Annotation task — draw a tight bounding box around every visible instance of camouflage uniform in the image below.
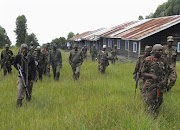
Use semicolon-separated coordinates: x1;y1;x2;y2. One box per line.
162;36;177;91
49;45;62;80
82;46;87;59
98;45;109;74
0;44;14;76
69;44;84;80
29;41;36;55
42;45;50;76
90;45;97;61
141;44;168;118
110;45;118;64
133;46;152;90
32;46;44;81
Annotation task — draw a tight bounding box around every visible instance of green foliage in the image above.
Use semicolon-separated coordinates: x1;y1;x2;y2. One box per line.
14;15;27;47
0;48;180;129
25;33;39;46
138;15;144;20
51;37;66;48
0;26;11;48
67;32;75;40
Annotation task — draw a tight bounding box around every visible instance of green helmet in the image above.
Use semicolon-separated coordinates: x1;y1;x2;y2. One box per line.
21;43;28;49
5;44;10;48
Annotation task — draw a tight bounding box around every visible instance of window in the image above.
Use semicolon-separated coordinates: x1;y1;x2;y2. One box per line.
117;40;120;49
108;39;111;47
133;42;137;52
103;38;106;45
125;40;129;50
178;42;180;52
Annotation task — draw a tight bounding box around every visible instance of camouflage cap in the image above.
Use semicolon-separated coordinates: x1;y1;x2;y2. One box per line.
167;36;174;42
5;44;9;48
21;43;28;49
152;44;163;51
145;46;152;52
74;44;78;48
103;45;106;49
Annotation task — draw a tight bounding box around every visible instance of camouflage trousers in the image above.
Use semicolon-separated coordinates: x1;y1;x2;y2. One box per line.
91;55;96;61
2;64;12;76
142;81;163;118
167;66;177;91
52;64;61;81
36;67;43;81
71;64;81;80
43;63;50;76
111;56;117;64
98;63;106;74
17;77;33;101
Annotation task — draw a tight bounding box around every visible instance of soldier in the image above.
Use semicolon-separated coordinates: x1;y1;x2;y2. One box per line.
82;45;87;59
141;44;168;118
32;46;44;81
1;44;14;76
110;45;118;64
69;44;84;80
49;44;62;81
14;44;36;107
90;44;97;61
133;46;152;90
42;44;50;76
29;41;36;55
98;45;110;74
162;36;177;91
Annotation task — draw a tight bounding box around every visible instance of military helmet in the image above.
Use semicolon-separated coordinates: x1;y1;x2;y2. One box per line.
145;46;152;52
167;36;174;42
36;46;41;50
5;44;10;48
103;45;107;49
21;43;28;49
152;44;163;51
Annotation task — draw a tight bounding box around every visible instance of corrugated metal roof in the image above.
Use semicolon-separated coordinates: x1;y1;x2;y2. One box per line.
114;15;180;40
70;31;91;41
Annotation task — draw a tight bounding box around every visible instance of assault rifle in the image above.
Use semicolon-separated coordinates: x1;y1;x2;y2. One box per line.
134;72;140;97
18;66;30;98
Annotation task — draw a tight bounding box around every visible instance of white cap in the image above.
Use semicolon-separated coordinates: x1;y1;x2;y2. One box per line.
103;45;107;49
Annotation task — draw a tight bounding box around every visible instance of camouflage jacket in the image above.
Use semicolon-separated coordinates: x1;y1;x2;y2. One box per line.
111;48;118;57
32;51;44;68
1;50;14;67
90;47;97;56
98;50;109;66
42;49;50;64
133;55;146;75
141;56;168;84
162;45;177;68
69;49;84;66
49;49;62;67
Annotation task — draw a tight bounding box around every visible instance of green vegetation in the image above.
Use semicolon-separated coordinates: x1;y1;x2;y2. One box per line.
0;48;180;129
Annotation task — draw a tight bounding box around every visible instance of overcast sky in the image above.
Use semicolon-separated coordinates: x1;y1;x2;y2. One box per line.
0;0;167;45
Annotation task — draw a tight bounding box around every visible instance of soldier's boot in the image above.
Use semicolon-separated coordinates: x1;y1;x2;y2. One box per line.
17;99;22;108
56;72;60;81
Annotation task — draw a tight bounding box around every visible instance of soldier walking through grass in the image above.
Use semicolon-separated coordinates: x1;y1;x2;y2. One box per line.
14;44;36;107
42;44;50;76
69;44;84;80
141;44;168;119
90;44;97;61
98;45;110;74
162;36;177;92
110;45;118;64
49;44;62;81
1;44;14;76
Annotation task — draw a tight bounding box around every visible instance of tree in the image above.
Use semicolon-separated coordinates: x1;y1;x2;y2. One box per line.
51;38;61;48
59;37;66;45
0;26;11;48
138;15;144;20
67;32;75;40
14;15;27;47
25;33;39;46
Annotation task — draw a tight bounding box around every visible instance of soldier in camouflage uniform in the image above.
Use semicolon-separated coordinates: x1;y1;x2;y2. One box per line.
110;45;118;64
162;36;177;92
42;44;50;76
98;45;110;74
82;45;87;59
32;46;44;81
141;44;168;118
49;44;62;81
90;44;97;61
133;46;152;90
29;41;36;55
69;44;84;80
1;44;14;76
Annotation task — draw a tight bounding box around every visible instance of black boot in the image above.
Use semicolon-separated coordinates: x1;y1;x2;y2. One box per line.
17;99;22;108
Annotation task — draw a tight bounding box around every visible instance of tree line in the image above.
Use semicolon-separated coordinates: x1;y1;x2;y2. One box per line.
139;0;180;20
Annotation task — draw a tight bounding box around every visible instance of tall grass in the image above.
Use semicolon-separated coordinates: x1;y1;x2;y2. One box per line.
0;48;180;129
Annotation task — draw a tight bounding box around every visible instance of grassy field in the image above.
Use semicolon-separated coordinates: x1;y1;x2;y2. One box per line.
0;48;180;129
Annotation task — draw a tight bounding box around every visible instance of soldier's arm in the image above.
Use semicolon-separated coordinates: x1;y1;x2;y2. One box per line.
30;56;36;81
80;51;84;64
133;57;140;75
59;51;62;67
69;52;72;65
